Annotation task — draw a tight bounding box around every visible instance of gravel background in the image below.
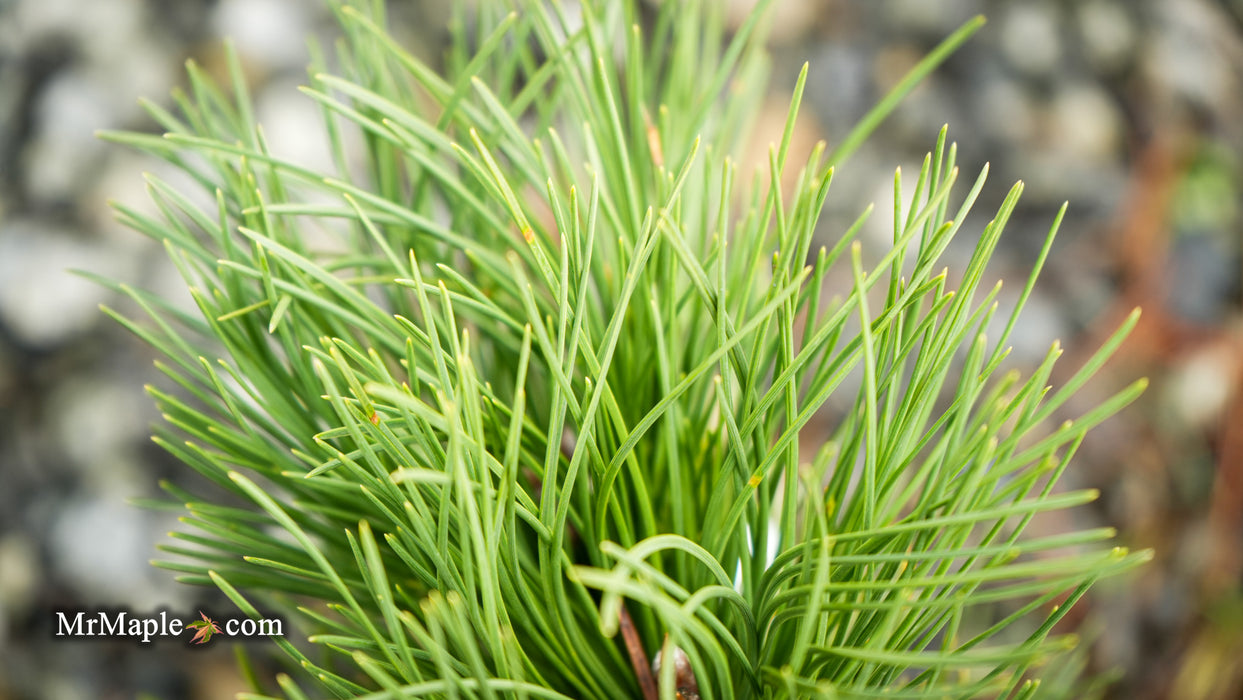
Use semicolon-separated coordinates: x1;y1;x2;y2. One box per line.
1;1;1241;698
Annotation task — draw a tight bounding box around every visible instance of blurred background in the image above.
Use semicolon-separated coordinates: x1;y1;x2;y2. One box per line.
1;0;1240;698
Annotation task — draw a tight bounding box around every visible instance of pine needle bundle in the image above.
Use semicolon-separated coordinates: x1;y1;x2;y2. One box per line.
95;2;1148;697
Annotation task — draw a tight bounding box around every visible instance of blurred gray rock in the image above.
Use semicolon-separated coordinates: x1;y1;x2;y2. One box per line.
256;79;338;174
1047;81;1123;167
50;373;153;476
1076;0;1138;75
976;76;1037;144
24;67;113;202
882;0;981;36
1145;0;1243;116
0;534;39;620
999;5;1063;78
0;220;136;348
11;0;144;58
214;0;315;69
49;493;160;606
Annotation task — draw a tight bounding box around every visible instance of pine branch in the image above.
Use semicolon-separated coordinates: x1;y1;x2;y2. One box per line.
97;2;1147;698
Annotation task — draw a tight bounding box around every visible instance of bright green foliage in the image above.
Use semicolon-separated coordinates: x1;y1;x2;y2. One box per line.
95;1;1148;698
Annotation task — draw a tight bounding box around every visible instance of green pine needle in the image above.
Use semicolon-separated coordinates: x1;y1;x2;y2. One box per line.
97;1;1147;698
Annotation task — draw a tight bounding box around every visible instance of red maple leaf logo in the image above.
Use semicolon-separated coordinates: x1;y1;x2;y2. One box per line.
186;611;222;645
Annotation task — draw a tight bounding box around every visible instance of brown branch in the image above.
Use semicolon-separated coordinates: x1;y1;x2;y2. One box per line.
619;604;658;700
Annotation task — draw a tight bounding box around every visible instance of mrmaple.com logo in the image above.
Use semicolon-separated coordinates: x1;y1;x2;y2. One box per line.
54;608;284;645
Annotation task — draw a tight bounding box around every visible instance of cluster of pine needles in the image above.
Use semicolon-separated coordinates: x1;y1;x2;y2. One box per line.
93;0;1148;697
